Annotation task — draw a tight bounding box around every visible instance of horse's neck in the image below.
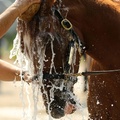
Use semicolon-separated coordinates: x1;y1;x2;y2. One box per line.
63;0;120;69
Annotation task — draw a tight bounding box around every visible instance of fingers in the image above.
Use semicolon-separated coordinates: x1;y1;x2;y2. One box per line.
22;72;40;84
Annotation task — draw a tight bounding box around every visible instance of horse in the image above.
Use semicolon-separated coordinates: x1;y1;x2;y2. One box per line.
10;0;83;119
11;0;120;119
55;0;120;119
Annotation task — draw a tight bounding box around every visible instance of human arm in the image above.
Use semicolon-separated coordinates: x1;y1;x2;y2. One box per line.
0;59;30;81
0;0;41;38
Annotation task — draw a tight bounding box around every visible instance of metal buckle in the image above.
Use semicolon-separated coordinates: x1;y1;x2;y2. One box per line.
61;19;72;30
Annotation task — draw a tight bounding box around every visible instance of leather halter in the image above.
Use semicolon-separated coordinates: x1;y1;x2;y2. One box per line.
40;8;86;80
33;6;120;81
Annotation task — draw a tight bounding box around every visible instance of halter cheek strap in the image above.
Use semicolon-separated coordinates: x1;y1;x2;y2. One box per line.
54;9;86;74
31;8;86;81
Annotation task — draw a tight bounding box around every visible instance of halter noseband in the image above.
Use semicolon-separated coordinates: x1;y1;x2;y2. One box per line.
32;69;120;81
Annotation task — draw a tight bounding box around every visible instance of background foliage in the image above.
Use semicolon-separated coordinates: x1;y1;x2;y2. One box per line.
0;0;17;58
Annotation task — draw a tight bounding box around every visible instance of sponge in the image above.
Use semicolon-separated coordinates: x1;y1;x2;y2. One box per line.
19;4;40;22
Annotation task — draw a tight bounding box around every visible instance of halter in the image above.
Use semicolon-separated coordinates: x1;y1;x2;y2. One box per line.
37;8;86;80
32;2;120;81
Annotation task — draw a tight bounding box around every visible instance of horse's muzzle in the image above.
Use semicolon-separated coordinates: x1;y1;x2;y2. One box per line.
51;106;65;119
50;99;76;119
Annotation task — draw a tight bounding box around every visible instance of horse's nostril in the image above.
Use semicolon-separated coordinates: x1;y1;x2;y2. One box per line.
49;96;66;118
51;107;65;119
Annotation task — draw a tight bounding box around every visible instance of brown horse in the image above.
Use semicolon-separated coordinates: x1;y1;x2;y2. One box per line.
12;0;120;119
59;0;120;119
13;0;82;119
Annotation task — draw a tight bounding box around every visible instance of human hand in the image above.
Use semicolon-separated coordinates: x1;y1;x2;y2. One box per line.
21;71;32;84
22;71;40;84
13;0;41;15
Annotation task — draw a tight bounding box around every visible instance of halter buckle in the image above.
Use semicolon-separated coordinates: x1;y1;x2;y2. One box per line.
61;19;72;31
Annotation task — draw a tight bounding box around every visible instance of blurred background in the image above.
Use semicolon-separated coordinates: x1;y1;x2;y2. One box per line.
0;0;22;120
0;0;88;120
0;0;16;61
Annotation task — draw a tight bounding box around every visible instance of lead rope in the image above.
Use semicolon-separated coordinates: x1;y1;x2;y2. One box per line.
31;68;120;81
65;69;120;77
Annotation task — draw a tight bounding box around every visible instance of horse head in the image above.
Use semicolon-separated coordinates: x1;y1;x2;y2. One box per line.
15;0;120;120
12;0;83;119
